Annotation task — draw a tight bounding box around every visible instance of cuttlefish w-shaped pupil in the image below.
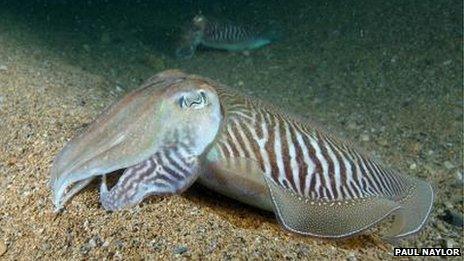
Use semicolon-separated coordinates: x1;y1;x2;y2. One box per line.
100;145;200;211
180;90;207;108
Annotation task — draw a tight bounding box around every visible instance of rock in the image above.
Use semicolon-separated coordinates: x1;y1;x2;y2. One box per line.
409;163;417;170
173;245;188;255
440;209;464;228
0;241;6;256
0;65;7;71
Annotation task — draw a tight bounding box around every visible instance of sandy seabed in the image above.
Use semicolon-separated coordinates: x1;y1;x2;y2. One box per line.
0;1;463;260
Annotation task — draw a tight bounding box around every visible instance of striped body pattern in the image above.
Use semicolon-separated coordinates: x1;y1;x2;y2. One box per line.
175;15;273;59
101;144;200;211
51;70;432;240
202;20;262;45
212;88;410;203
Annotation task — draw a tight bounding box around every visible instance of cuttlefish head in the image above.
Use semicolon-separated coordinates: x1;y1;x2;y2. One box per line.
192;14;207;31
50;70;222;211
175;15;207;59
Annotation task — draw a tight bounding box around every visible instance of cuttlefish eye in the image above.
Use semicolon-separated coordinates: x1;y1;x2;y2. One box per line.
178;90;208;109
193;15;205;24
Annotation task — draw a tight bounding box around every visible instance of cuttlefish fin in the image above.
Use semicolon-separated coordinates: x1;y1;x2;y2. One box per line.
264;176;402;238
381;176;434;241
100;147;200;211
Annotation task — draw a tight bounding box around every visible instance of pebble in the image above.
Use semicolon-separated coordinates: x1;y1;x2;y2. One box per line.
377;138;388;147
409;163;417;170
347;122;358;130
455;171;463;185
441;238;456;248
443;161;454;170
445;239;456;248
442;59;452;66
360;134;370;142
0;65;7;71
102;240;110;248
173;245;188;255
0;241;6;256
88;238;98;248
347;252;357;261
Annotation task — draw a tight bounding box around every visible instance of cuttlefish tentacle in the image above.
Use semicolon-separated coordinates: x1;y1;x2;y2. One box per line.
100;146;200;211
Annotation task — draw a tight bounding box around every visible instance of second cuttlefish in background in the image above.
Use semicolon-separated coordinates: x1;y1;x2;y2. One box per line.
175;14;279;59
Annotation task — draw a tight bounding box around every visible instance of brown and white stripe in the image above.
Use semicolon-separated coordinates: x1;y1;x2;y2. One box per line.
214;88;411;202
100;142;199;211
204;20;258;44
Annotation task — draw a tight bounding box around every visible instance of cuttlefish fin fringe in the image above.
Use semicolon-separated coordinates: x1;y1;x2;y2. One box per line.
381;177;434;241
264;176;402;238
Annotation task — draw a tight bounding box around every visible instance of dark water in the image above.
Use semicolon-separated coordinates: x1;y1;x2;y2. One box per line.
0;0;462;252
1;0;461;154
1;1;461;106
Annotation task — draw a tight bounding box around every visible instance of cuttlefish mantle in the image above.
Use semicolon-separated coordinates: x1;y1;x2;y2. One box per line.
50;70;433;241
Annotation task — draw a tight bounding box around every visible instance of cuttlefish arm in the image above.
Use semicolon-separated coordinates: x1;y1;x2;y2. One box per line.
50;70;222;211
100;145;200;211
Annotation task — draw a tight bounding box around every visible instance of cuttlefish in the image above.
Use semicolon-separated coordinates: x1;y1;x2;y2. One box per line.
50;70;433;240
175;14;276;59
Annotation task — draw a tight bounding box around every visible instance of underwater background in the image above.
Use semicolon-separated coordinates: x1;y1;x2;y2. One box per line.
0;0;462;259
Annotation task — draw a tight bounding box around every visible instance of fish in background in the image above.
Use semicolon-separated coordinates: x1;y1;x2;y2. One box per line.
175;14;279;59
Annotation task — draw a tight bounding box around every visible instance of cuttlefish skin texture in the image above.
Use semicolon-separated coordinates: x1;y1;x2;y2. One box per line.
175;14;273;59
50;70;433;241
